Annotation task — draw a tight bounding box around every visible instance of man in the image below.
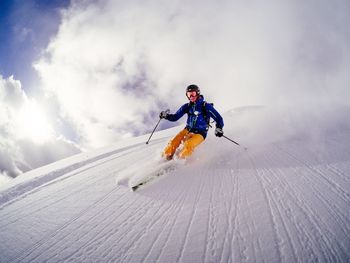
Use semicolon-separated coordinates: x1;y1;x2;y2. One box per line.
159;84;224;160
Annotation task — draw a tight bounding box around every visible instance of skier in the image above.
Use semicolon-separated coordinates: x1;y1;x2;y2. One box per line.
159;84;224;160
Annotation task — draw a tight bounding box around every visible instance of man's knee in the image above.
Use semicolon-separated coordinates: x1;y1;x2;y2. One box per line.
178;134;204;158
162;129;189;159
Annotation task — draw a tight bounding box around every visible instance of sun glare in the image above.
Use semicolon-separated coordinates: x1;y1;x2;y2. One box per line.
18;100;54;144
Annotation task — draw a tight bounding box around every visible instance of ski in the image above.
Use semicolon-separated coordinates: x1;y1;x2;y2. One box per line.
131;162;177;191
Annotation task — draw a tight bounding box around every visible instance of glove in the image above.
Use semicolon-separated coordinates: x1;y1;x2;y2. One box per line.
159;109;170;119
215;127;224;137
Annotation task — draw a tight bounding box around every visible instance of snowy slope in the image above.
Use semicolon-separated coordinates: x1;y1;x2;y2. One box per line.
0;106;350;263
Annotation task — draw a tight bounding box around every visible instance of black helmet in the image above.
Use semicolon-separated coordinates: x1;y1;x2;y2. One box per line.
186;84;200;94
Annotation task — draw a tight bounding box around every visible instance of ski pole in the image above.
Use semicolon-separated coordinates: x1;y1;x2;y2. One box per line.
222;135;240;146
209;123;243;147
146;118;162;144
222;135;248;150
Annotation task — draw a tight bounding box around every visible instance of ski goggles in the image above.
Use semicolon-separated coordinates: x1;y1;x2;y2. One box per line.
186;91;198;97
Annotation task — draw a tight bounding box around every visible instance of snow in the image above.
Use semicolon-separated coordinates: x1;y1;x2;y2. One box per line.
0;106;350;262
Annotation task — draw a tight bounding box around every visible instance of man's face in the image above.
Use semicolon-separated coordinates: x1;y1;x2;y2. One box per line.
186;91;198;102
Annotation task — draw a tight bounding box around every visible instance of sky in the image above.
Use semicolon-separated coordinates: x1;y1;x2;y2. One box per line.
0;0;71;91
1;0;350;181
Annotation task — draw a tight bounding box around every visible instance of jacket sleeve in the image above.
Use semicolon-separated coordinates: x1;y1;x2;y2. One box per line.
206;103;224;128
166;104;188;122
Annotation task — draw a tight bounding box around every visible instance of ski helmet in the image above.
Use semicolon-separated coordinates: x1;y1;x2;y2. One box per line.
186;84;200;95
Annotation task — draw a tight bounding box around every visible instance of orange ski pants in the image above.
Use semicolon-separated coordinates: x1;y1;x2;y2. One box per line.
163;128;204;159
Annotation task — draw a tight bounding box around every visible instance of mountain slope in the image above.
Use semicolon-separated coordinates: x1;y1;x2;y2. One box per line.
0;106;349;262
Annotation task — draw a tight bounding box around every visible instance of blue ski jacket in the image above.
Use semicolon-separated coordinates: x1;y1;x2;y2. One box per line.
165;95;224;139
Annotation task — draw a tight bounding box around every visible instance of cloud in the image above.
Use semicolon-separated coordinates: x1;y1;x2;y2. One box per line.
0;75;81;179
33;0;350;150
1;0;349;183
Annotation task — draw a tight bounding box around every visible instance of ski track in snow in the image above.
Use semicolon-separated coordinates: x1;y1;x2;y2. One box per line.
1;127;350;262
